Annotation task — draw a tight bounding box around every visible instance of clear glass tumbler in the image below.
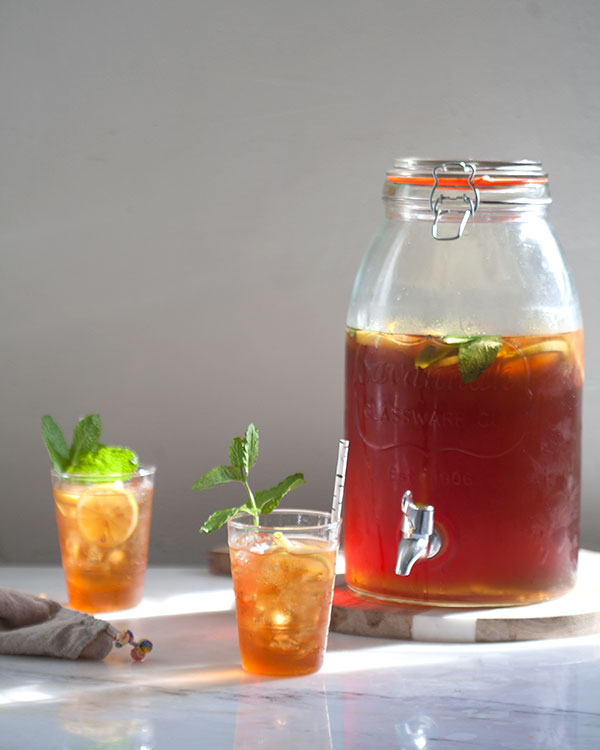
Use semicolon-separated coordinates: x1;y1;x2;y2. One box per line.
51;466;155;612
228;509;341;676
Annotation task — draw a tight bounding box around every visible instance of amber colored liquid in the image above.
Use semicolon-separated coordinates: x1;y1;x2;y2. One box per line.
344;328;583;606
229;536;337;676
53;479;153;612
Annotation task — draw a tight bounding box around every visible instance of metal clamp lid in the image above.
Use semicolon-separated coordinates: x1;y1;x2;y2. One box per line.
429;161;479;241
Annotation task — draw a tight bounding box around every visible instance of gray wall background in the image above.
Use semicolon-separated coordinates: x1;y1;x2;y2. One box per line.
1;0;599;565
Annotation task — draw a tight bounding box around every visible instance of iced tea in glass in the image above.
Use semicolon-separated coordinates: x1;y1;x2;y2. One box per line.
51;466;155;612
228;510;340;676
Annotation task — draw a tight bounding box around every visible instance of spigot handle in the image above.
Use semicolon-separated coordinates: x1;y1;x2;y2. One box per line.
401;491;434;537
395;491;441;576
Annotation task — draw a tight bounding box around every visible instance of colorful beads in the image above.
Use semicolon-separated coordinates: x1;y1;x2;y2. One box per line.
112;629;153;662
131;639;153;662
114;629;134;648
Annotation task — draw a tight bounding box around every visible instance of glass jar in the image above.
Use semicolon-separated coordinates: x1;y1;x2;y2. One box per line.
344;159;583;606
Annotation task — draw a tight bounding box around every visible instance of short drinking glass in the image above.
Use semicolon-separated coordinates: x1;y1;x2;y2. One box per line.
228;509;340;676
51;466;155;613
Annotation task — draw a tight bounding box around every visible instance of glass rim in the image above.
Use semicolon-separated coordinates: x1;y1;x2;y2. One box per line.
388;158;547;180
383;157;551;207
50;464;156;481
228;508;339;532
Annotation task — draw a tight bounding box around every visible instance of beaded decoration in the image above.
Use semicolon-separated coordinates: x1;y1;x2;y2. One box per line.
113;628;153;662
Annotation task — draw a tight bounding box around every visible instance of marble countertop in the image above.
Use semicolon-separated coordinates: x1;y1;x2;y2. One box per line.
1;565;599;750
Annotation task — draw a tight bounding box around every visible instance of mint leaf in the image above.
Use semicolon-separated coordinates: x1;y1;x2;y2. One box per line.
42;413;139;476
245;424;259;469
415;343;456;370
255;473;306;514
458;336;503;383
193;464;243;490
200;506;248;534
67;445;138;476
229;436;248;474
41;415;70;472
414;335;504;382
69;414;102;468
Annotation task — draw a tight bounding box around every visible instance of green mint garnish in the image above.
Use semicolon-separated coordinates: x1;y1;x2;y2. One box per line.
69;413;102;468
193;423;305;533
414;335;503;383
456;336;503;383
41;415;70;472
66;445;138;475
41;414;139;475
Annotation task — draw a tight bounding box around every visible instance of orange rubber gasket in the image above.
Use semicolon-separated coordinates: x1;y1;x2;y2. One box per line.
387;175;548;187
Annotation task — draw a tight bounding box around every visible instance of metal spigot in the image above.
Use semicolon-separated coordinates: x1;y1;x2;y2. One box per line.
395;490;441;576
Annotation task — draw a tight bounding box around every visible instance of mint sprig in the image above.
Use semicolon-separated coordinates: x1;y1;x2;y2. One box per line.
415;335;503;383
193;423;306;533
42;413;103;472
41;414;138;475
42;414;102;472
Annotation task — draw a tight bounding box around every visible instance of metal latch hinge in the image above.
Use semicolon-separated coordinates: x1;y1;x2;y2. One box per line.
430;161;479;241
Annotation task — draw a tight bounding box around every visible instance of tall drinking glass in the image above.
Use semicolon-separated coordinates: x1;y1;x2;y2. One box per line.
228;509;340;676
51;466;155;612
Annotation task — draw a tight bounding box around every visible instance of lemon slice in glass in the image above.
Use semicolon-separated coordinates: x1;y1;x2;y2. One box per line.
272;531;299;551
272;533;335;575
76;484;139;547
54;489;80;517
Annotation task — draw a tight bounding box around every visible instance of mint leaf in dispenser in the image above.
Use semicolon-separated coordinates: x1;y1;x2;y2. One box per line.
414;334;504;382
457;336;503;383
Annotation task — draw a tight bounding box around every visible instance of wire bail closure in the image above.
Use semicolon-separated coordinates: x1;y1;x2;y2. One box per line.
430;162;479;241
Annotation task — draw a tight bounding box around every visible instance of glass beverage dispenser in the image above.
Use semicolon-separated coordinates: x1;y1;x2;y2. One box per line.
344;159;583;606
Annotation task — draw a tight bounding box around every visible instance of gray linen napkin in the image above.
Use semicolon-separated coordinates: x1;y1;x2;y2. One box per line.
0;588;115;660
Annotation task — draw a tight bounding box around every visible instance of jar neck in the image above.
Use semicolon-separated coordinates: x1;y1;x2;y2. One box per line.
384;200;549;223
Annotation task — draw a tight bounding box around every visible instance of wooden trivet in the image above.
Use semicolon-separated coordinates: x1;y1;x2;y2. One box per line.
208;546;231;576
330;549;600;643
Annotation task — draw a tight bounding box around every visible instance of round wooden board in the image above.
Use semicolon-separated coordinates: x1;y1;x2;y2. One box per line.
208;545;231;576
330;549;600;643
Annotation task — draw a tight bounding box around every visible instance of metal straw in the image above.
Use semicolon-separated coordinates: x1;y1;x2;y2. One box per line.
331;439;349;525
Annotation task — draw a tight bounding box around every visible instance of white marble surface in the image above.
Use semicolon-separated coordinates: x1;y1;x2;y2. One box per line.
1;566;600;749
